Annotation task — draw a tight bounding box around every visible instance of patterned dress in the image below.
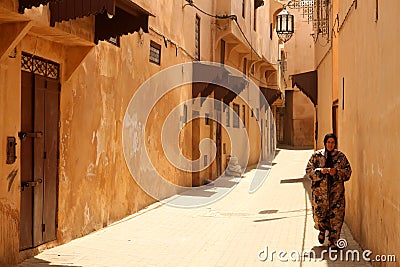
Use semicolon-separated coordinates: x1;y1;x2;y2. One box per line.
306;149;352;244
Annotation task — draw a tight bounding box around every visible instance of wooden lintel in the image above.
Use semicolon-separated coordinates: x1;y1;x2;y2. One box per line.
0;21;32;62
63;45;94;81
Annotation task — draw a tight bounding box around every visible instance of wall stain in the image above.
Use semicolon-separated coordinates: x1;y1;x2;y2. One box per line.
0;200;19;223
7;169;18;192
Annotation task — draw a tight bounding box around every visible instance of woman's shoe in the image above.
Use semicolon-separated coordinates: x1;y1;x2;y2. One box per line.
318;231;325;244
328;241;342;250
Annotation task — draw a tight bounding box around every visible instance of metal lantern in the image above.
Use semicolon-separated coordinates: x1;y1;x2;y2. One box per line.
276;8;294;43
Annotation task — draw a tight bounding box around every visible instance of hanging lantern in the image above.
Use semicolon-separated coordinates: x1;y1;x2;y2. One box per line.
276;7;294;43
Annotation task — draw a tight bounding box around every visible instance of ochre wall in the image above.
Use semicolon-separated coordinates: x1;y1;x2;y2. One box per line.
337;0;400;264
285;8;315;76
0;1;204;264
283;6;315;147
0;49;22;265
292;91;314;147
0;0;280;264
315;52;333;149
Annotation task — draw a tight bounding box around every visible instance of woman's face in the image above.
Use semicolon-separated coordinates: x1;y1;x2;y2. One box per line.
325;137;336;151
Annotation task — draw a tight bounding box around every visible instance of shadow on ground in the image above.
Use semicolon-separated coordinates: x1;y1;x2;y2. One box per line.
18;257;82;267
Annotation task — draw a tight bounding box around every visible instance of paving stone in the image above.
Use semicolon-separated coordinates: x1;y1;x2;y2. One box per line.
19;149;372;267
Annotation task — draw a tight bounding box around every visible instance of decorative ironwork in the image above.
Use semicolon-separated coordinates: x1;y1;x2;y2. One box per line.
21;54;33;72
21;53;60;79
287;0;314;23
312;0;330;40
283;0;330;42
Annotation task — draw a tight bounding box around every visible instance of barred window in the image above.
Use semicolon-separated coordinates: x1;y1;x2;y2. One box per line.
195;15;200;60
150;41;161;65
233;103;240;128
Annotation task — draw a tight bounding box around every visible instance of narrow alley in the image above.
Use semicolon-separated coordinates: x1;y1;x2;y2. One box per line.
20;149;371;267
1;1;399;266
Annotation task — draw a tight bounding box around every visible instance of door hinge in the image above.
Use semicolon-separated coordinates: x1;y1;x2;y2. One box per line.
44;80;48;89
43;151;47;159
42;223;46;232
58;83;61;92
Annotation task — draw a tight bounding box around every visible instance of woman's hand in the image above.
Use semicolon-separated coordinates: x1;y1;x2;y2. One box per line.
319;168;337;175
321;168;329;174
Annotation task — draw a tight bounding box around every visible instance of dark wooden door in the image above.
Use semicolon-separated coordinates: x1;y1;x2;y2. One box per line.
20;69;59;250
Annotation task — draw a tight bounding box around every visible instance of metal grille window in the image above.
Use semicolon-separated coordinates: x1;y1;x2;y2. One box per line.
21;52;59;79
233;103;240;128
226;107;230;127
149;41;161;65
195;15;200;60
313;0;329;38
290;0;314;23
242;105;246;127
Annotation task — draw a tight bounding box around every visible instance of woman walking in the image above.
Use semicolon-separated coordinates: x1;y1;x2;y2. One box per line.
306;133;352;249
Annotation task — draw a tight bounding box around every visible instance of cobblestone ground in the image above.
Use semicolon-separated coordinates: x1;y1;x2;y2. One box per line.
20;148;372;267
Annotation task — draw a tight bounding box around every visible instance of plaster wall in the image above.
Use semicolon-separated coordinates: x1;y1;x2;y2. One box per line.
0;0;279;264
0;0;210;263
0;50;22;265
337;0;400;262
216;0;279;64
292;90;313;147
285;7;315;76
0;0;18;11
315;52;333;149
282;6;315;147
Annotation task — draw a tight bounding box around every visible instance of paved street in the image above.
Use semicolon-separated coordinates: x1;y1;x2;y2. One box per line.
20;148;371;267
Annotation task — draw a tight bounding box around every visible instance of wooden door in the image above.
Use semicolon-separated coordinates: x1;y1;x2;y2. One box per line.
20;54;60;250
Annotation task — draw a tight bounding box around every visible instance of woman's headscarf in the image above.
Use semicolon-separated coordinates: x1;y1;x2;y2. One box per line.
324;133;337;168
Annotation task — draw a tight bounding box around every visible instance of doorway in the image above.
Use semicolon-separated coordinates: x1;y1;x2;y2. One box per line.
19;53;60;250
214;106;222;178
332;99;338;145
